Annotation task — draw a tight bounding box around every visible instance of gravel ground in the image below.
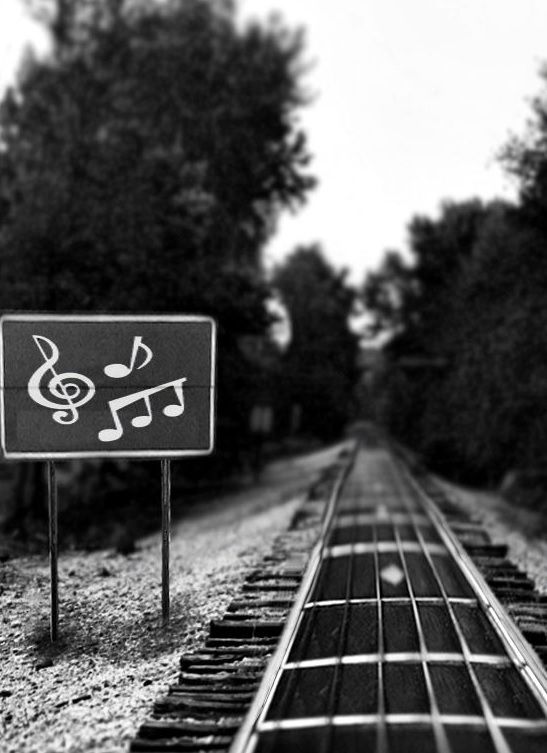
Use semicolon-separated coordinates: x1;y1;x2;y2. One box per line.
0;443;344;753
438;478;547;594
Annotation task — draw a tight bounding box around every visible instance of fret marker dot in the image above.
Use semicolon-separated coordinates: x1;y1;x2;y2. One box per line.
380;564;405;586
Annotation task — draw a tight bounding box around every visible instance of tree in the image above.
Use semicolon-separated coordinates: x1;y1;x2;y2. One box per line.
0;0;317;540
439;208;547;480
362;250;416;340
365;200;487;352
0;0;313;315
502;64;547;232
363;67;547;484
362;199;535;481
362;201;490;458
273;245;359;440
0;0;315;473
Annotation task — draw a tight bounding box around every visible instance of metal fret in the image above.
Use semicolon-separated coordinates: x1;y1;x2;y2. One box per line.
333;512;431;526
257;715;547;732
304;596;478;608
326;541;447;557
283;653;512;670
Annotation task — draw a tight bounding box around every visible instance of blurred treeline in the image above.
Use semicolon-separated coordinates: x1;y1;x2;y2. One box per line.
363;67;547;485
0;0;360;540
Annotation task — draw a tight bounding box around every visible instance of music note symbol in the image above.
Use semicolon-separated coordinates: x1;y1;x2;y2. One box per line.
28;336;96;425
104;336;153;378
98;377;186;442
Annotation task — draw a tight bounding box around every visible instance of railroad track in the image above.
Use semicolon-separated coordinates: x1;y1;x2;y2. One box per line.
129;445;355;752
130;434;547;753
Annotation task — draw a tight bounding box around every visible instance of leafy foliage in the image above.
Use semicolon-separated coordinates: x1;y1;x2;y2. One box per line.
0;0;313;318
0;0;315;479
501;65;547;231
362;199;547;482
274;245;360;440
441;211;547;478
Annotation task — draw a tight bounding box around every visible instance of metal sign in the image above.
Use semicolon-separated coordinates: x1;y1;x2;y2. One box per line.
0;314;216;459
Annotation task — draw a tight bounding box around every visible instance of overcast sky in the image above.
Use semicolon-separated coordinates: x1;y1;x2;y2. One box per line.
2;0;547;282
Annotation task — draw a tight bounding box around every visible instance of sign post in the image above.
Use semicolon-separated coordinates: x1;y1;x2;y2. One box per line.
47;460;59;641
0;314;216;639
161;458;171;624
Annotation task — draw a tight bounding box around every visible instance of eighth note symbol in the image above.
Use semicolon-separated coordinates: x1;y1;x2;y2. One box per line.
104;336;153;378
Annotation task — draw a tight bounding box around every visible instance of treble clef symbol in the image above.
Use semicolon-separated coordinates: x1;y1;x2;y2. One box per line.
28;335;95;425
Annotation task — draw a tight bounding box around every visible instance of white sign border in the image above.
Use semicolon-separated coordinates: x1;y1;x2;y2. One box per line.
0;313;217;460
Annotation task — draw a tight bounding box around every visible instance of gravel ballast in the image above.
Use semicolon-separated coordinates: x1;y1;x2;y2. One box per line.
438;478;547;595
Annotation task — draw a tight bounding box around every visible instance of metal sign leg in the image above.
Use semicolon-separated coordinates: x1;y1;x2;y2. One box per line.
47;461;58;642
161;459;171;625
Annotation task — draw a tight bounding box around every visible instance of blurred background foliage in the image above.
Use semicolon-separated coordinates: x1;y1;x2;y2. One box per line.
274;245;359;441
0;0;361;545
10;0;547;542
363;66;547;486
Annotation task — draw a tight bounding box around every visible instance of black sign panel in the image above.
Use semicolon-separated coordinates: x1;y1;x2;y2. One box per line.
0;314;216;459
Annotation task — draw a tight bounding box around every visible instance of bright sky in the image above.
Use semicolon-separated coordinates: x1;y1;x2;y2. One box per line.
2;0;547;283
